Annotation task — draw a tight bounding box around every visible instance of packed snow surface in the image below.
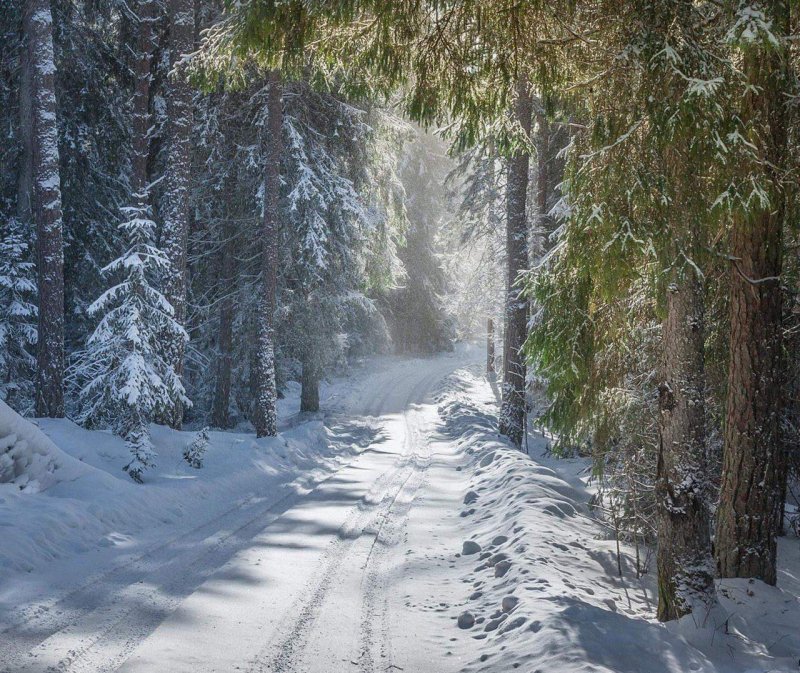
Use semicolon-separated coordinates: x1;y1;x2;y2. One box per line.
1;349;798;672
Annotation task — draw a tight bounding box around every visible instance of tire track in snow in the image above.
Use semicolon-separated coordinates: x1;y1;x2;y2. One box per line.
3;370;423;673
246;368;443;673
12;466;357;673
356;403;433;673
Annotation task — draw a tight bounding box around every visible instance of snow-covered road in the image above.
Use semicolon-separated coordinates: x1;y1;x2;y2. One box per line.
5;349;800;673
2;351;479;673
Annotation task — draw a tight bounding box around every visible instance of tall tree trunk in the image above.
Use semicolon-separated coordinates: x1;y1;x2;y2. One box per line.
24;0;65;418
131;0;154;206
487;317;495;376
533;108;549;255
715;0;789;586
656;270;714;621
211;219;235;429
161;0;195;428
300;355;319;413
499;75;532;448
252;70;281;438
17;21;33;226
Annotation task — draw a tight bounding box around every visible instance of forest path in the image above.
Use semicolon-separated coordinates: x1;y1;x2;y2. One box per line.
6;349;479;673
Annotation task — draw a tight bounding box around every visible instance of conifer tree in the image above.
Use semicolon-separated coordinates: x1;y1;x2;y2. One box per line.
183;426;209;468
75;207;189;482
715;0;792;586
523;0;731;619
0;218;38;410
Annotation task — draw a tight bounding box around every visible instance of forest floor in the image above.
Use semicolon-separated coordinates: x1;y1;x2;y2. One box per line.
1;346;799;673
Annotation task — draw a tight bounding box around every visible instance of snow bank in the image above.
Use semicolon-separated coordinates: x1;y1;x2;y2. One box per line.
0;400;91;492
0;351;447;592
0;410;372;579
440;369;800;673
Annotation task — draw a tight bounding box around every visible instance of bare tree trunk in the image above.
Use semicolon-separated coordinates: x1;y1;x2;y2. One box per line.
17;23;33;226
24;0;65;417
656;270;714;621
715;1;789;587
131;0;154;205
161;0;195;428
499;75;532;448
487;317;495;376
300;356;320;413
211;220;235;429
533;108;549;254
252;70;281;438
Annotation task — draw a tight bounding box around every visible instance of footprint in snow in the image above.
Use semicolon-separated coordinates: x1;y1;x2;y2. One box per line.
457;611;475;629
494;560;512;577
463;490;479;505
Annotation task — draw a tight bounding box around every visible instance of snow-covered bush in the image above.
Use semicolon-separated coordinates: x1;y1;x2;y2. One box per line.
183;427;209;469
72;204;189;482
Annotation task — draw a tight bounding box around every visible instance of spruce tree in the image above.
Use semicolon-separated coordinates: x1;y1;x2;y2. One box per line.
0;218;38;411
75;207;188;482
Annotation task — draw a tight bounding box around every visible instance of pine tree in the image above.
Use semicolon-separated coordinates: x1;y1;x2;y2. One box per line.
51;0;130;342
385;131;454;355
183;426;209;468
657;263;714;620
210;214;237;429
0;217;38;411
279;83;392;411
522;0;730;619
75;207;189;482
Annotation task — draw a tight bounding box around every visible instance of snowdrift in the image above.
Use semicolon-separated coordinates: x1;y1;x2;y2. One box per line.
440;369;800;673
0;400;91;492
0;409;360;576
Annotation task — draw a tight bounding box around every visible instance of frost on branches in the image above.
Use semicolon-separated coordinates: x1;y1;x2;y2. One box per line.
183;427;209;469
74;204;189;482
0;218;38;412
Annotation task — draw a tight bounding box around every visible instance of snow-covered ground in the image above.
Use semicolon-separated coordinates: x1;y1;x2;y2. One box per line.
1;349;798;672
437;370;800;673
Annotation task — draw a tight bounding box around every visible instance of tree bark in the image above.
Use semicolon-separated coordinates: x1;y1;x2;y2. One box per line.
533;108;549;257
715;0;789;584
715;1;789;587
656;270;714;621
487;317;495;376
300;356;320;413
17;19;33;227
252;70;281;438
161;0;195;428
499;75;532;448
211;220;235;429
24;0;65;417
131;0;154;203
